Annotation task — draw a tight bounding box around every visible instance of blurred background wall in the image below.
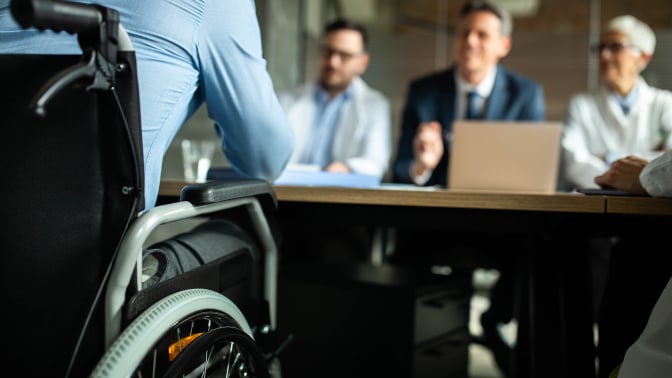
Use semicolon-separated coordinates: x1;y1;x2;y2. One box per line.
161;0;672;181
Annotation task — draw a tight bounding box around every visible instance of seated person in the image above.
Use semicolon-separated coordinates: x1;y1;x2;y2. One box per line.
561;15;672;190
390;1;545;375
0;0;295;209
277;18;391;180
277;19;391;263
559;16;671;367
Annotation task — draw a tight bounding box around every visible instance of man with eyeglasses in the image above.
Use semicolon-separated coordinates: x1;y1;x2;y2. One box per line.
276;19;391;265
561;15;672;190
277;19;391;179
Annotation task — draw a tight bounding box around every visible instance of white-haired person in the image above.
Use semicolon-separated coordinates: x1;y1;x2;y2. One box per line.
557;16;672;378
561;15;672;190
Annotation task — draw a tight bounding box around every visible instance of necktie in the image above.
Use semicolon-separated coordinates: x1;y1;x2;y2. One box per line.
620;103;630;115
466;91;480;119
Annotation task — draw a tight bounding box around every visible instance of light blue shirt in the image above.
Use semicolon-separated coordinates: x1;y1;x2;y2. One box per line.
298;85;353;168
0;0;294;208
611;81;640;115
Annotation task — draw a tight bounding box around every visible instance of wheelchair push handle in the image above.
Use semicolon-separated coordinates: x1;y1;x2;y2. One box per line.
11;0;103;35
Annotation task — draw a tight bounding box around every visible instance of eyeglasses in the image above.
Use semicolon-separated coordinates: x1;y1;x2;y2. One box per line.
591;42;638;55
319;47;363;62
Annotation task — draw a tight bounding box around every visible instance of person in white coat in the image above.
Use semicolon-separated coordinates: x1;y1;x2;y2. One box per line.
278;19;391;179
560;16;672;378
561;15;672;190
593;151;672;378
618;275;672;378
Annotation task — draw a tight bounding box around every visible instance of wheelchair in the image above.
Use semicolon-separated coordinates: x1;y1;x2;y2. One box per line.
1;1;287;376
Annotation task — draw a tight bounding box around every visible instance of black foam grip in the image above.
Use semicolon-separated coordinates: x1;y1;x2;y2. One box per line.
11;0;102;34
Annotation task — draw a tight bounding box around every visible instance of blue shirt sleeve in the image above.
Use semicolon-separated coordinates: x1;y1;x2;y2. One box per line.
200;0;294;182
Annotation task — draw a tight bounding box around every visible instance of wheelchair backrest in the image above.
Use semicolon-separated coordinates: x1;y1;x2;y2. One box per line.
0;2;144;375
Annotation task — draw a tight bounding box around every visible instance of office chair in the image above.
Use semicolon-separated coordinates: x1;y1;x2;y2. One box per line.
1;0;284;376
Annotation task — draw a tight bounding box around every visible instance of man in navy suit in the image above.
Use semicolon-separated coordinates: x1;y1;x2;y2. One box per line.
393;1;545;186
390;1;546;375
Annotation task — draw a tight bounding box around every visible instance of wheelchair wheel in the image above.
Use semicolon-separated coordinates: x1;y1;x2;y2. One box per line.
164;326;268;378
91;288;267;377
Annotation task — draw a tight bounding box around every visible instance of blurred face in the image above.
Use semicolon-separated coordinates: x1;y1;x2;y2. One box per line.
319;29;369;96
596;30;650;94
453;10;511;84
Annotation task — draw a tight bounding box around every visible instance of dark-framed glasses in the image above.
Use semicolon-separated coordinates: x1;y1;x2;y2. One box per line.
591;42;638;54
319;46;363;62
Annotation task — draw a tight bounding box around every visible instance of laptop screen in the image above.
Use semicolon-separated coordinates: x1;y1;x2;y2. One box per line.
448;121;563;194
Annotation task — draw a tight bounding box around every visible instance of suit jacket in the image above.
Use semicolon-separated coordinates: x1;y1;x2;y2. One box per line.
392;64;546;186
278;76;391;178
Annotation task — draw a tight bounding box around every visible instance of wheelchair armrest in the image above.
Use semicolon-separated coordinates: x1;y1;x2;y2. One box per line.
179;178;281;262
180;178;277;210
106;179;282;347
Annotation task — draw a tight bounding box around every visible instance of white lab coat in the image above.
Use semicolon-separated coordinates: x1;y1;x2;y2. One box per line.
618;275;672;377
641;150;672;197
561;78;672;189
278;76;391;179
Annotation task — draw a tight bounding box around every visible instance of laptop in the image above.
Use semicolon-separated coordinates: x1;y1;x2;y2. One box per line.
448;120;563;194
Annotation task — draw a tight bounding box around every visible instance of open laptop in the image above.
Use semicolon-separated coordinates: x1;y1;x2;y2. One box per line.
448;120;563;194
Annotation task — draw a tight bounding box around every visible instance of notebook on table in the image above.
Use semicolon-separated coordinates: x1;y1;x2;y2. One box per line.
447;120;563;194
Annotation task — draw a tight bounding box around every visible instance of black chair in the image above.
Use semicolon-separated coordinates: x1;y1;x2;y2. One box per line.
1;1;283;376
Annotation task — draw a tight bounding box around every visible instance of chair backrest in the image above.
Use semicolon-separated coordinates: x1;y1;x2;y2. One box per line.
0;2;144;375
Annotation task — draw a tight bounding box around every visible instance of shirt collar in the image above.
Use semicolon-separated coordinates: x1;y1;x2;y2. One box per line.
315;81;355;103
610;79;640;111
455;65;497;98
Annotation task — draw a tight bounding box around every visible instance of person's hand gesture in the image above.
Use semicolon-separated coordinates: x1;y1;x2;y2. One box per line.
412;121;444;176
594;155;649;195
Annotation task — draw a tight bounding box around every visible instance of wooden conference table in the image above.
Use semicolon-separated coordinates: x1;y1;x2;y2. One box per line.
159;181;672;378
160;179;672;216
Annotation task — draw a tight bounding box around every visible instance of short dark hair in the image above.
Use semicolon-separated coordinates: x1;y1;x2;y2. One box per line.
323;19;369;51
459;0;513;37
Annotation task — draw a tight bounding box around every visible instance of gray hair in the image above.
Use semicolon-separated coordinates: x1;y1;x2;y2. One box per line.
459;0;513;37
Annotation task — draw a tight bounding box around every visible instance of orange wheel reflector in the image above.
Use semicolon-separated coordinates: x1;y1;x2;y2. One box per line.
168;332;205;362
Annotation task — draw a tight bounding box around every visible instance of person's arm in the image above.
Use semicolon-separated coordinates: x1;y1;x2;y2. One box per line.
393;83;422;184
594;156;648;195
639;150;672;197
201;0;294;182
339;93;392;178
392;82;443;185
411;121;444;184
594;152;672;197
561;95;610;188
523;82;546;121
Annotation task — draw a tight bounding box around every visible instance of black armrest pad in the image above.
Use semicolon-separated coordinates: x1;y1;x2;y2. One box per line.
180;179;277;209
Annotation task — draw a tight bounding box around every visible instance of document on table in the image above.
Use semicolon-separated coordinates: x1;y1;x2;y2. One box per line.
207;164;381;188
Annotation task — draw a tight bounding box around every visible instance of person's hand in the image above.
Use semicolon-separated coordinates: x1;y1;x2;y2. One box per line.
412;121;444;176
594;155;649;195
324;161;350;173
